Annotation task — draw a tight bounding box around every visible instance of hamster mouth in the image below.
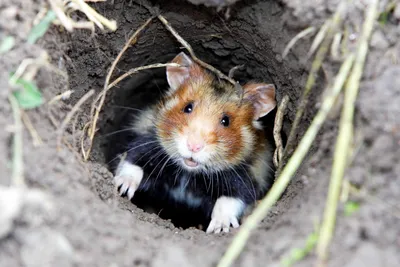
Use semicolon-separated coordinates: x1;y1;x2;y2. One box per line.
183;157;199;168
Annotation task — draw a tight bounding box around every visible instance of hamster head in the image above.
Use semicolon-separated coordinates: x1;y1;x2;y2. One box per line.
155;52;276;173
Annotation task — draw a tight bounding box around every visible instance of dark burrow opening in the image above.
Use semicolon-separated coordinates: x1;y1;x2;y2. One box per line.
68;0;317;230
102;65;279;229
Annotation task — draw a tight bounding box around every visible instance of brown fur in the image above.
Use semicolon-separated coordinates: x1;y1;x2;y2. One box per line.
156;62;269;170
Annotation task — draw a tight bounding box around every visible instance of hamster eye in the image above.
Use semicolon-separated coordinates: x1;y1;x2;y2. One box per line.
220;115;230;127
183;103;193;113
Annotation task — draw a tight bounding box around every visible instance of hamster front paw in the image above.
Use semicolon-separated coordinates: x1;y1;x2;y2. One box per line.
114;161;144;200
206;196;245;234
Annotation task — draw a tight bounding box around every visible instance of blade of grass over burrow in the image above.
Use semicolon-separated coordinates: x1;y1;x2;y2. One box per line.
217;53;355;267
316;0;380;265
280;0;347;174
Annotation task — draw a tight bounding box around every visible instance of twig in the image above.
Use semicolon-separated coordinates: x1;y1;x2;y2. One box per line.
49;0;117;32
81;122;91;160
21;110;43;147
228;65;244;79
107;63;180;90
273;95;289;169
316;1;379;265
9;52;49;85
57;89;95;150
84;17;153;160
47;107;60;128
280;0;347;173
282;27;316;59
8;94;25;187
217;53;355;267
157;15;240;90
50;0;93;32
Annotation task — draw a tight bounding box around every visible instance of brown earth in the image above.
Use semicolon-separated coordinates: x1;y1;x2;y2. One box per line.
1;0;399;267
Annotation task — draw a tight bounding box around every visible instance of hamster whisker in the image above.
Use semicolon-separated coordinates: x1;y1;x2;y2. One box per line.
110;105;145;112
99;128;136;139
221;171;230;196
173;165;183;187
229;165;257;202
222;170;233;197
154;153;176;185
142;152;171;188
183;171;192;191
132;145;162;164
107;140;159;164
238;164;257;201
142;149;165;168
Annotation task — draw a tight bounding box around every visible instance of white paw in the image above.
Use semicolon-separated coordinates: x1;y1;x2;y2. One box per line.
114;161;143;200
206;197;244;234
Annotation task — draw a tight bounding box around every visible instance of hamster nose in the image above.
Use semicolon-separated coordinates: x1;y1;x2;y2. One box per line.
187;140;204;153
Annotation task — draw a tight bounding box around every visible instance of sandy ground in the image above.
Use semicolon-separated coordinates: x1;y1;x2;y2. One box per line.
1;0;399;266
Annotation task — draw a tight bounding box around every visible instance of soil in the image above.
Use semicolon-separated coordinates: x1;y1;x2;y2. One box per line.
1;0;400;267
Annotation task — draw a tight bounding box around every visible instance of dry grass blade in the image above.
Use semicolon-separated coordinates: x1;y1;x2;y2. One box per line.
282;27;316;59
316;1;379;265
9;52;49;85
273;95;289;169
107;63;180;90
157;15;239;89
8;94;25;187
21;111;43;147
217;52;355;267
280;0;347;173
83;17;153;160
48;0;117;32
228;65;244;79
331;32;343;61
57;89;95;150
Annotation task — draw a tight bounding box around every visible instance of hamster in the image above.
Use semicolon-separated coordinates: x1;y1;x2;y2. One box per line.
111;52;276;234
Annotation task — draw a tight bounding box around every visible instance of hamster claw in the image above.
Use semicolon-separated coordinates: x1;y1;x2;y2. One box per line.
206;196;244;234
114;175;140;200
114;162;144;200
206;216;239;234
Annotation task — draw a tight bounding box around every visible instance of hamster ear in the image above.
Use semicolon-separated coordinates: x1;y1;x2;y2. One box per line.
166;52;194;91
243;83;276;120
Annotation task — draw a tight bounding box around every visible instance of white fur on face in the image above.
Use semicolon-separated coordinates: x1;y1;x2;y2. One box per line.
114;160;144;200
206;196;244;234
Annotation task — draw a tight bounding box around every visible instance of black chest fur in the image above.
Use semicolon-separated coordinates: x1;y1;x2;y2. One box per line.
109;130;261;218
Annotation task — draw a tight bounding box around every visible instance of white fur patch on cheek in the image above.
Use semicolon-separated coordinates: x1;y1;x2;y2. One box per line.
252;120;263;130
206;197;245;234
241;126;255;157
114;161;144;200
